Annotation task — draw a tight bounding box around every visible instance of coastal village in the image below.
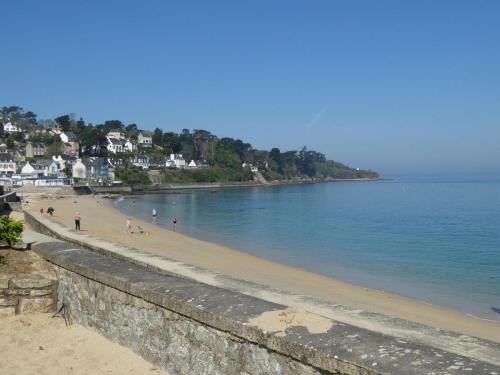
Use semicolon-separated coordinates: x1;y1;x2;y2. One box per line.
0;106;377;189
0;109;209;187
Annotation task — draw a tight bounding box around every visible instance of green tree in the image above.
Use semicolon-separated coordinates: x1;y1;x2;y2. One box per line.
6;134;15;148
162;132;182;154
115;165;151;185
0;216;23;246
55;115;72;132
152;127;163;145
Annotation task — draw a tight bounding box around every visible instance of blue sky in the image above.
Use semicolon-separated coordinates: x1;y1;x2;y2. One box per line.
1;1;499;176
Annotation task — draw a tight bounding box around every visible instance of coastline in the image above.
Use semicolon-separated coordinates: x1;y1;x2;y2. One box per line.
21;192;500;344
79;176;383;195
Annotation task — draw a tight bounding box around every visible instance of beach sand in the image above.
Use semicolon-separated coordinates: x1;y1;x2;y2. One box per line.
23;192;500;343
0;313;168;375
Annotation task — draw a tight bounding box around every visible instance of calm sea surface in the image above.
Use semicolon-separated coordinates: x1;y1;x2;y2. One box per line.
115;178;500;321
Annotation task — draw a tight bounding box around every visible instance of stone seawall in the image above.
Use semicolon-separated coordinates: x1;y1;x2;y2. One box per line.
28;228;500;375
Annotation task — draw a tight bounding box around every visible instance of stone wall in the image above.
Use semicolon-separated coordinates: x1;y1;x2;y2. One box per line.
56;267;327;375
30;234;500;375
0;274;57;318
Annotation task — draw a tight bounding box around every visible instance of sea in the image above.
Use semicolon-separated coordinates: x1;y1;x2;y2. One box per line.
114;176;500;321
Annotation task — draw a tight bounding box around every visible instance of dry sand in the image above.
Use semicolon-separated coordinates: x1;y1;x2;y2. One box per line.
22;192;500;343
248;307;333;337
0;313;167;375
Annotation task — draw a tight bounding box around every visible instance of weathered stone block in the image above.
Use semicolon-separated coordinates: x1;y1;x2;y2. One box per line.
9;274;53;289
17;296;55;314
0;306;16;318
0;277;10;289
30;289;53;297
0;296;18;306
3;289;30;297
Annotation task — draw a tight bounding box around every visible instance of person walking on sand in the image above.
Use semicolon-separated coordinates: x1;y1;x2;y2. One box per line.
172;217;177;232
126;218;133;234
74;211;81;231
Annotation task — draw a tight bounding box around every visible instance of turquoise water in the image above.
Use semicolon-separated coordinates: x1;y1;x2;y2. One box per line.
115;179;500;321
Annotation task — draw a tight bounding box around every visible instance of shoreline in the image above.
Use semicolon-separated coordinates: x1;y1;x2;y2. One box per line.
21;191;500;343
77;176;383;195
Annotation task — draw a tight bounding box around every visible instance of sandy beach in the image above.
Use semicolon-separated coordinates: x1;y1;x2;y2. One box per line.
22;191;500;343
0;313;167;375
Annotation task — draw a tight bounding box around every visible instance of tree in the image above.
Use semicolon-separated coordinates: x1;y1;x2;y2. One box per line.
162;132;182;154
55;115;72;132
125;123;139;140
0;216;23;246
101;120;124;134
6;134;15;148
115;165;151;185
269;148;281;163
152;127;163;146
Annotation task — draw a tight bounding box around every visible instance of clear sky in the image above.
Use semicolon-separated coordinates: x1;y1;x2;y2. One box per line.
1;1;499;176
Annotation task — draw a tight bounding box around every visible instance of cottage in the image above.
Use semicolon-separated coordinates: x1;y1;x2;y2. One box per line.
106;137;124;154
165;154;186;169
3;122;19;133
21;161;36;175
0;154;17;176
72;159;87;180
0;143;8;154
124;139;136;153
107;129;125;140
131;154;150;169
60;132;69;143
242;162;259;173
138;131;153;147
85;157;109;182
25;142;46;158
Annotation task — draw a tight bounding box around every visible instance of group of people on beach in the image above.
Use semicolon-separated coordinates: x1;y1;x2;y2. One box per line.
39;207;55;216
39;202;178;235
125;209;177;234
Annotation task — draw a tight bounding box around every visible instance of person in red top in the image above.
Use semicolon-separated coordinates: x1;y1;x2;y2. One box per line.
172;217;177;232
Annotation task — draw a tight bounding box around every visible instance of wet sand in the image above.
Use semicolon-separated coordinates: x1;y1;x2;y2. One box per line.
24;193;500;343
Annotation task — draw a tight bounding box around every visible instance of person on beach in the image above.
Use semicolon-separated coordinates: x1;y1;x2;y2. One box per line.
152;208;157;219
39;208;44;214
126;218;133;234
74;211;81;231
172;217;177;232
47;207;55;216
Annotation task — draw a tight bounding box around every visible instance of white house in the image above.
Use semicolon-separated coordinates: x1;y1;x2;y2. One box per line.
72;159;87;179
59;132;69;143
188;160;197;169
131;155;150;169
124;139;136;153
138;131;152;147
106;137;124;154
165;154;186;169
21;161;36;175
242;162;258;173
107;130;125;140
3;122;19;133
0;143;8;154
0;158;16;176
